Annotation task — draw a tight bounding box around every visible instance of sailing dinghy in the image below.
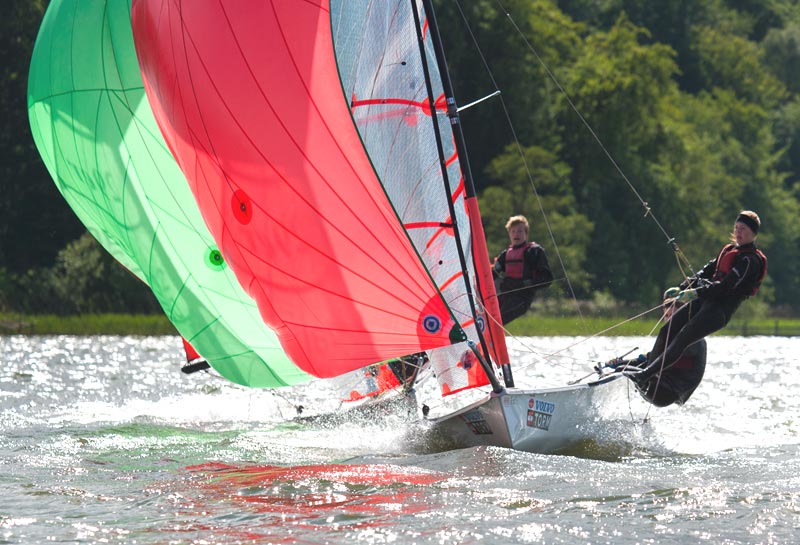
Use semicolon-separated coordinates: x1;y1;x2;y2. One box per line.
122;0;629;453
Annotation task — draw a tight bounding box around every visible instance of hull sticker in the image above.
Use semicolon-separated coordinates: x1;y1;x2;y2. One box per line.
461;409;493;435
526;398;555;431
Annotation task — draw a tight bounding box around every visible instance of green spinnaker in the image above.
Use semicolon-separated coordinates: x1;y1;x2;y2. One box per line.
27;0;311;388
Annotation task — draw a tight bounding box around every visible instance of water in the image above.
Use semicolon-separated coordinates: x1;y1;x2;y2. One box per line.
1;335;798;544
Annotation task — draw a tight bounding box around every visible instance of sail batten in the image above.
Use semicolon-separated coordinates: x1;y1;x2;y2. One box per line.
330;0;494;394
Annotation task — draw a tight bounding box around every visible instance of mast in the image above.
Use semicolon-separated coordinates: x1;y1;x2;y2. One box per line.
413;0;513;387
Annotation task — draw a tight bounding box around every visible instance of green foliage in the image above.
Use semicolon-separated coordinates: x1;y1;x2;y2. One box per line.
437;0;584;188
556;15;683;301
483;144;593;295
762;24;800;94
505;313;800;336
4;0;800;317
49;232;160;314
0;312;175;335
457;1;800;312
2;232;160;315
1;0;83;272
693;26;787;107
773;97;800;186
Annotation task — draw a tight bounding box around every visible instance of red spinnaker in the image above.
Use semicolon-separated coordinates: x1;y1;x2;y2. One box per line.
132;0;460;377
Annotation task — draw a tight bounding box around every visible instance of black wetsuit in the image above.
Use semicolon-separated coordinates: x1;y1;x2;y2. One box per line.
635;339;707;407
638;242;765;383
493;242;553;324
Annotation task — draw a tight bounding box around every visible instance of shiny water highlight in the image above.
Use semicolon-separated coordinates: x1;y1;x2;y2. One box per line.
1;335;798;544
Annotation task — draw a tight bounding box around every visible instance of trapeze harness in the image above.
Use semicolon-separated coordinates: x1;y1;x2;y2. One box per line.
711;243;767;297
495;242;550;325
634;242;766;403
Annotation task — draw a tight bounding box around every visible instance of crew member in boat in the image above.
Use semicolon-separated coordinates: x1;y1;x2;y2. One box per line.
624;210;766;391
609;296;707;406
492;215;553;324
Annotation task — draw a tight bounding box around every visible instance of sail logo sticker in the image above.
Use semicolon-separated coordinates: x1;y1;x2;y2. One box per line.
526;398;555;431
231;189;253;224
475;315;485;333
422;315;442;334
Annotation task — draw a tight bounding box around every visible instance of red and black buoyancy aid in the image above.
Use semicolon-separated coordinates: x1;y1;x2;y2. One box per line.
713;243;767;296
503;242;539;280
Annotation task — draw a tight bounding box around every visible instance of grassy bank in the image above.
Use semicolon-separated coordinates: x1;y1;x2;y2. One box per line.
2;312;799;337
0;313;177;335
507;315;800;337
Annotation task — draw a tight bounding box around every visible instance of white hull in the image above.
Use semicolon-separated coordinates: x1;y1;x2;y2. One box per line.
424;375;626;454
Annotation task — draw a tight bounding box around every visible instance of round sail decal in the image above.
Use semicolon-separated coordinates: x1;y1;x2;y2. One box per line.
417;295;455;340
231;190;253;225
422;315;442;334
475;314;486;333
205;247;227;271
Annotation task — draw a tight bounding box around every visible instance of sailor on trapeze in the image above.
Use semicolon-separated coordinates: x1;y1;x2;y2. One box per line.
607;210;766;406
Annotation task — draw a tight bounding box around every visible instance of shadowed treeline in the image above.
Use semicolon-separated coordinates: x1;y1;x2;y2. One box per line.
2;0;799;318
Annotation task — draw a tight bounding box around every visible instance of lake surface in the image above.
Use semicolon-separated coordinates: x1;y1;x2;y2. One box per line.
1;335;798;544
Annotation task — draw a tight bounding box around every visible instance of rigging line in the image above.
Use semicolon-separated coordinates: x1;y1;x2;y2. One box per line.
636;297;684;423
489;0;695;276
448;3;695;376
493;275;569;297
468;303;576;371
457;90;501;112
470;299;600;373
473;272;667;372
444;0;664;368
451;0;590;334
187;367;306;416
508;302;666;376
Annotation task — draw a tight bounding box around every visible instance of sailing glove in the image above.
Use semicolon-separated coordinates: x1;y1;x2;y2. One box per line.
676;288;698;302
664;286;681;298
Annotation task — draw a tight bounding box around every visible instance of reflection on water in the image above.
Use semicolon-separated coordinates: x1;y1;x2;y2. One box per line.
142;461;447;544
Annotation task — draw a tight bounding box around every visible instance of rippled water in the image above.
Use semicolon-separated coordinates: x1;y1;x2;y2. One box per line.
1;335;798;544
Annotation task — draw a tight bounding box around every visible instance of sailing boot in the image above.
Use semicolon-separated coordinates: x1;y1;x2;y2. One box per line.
605;354;646;371
623;356;658;385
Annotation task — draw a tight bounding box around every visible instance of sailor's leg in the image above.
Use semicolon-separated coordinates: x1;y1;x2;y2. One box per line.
655;303;726;371
499;291;535;325
646;301;695;364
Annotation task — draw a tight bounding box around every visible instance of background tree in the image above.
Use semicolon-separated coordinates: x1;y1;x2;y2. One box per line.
482;144;593;297
3;0;800;315
5;233;159;315
1;0;82;274
557;15;684;302
445;0;800;312
438;0;584;188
